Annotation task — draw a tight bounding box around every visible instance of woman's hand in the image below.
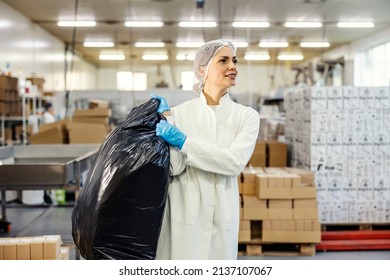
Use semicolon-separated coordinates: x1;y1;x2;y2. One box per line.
151;94;170;113
156;120;186;150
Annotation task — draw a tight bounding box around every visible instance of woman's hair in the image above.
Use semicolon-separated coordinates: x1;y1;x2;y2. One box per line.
44;102;53;111
193;39;237;94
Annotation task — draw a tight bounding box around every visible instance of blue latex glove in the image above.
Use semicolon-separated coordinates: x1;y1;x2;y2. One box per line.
150;94;170;113
156;120;186;150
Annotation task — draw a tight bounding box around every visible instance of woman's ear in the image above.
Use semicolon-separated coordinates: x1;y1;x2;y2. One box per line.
199;66;205;77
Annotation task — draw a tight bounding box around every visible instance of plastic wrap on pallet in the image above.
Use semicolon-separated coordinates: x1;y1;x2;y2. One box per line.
71;98;170;260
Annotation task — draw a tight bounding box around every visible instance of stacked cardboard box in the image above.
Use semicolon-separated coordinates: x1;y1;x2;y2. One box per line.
69;107;111;143
0;235;64;260
284;86;390;223
238;167;321;244
30;119;69;144
0;75;19;116
247;140;287;168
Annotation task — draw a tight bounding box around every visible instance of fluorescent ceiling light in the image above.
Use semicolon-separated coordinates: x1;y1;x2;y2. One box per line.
142;54;168;60
232;41;249;48
284;22;322;28
244;53;270;61
135;42;165;48
178;21;217;28
277;53;304;61
99;54;125;60
176;42;205;48
259;41;289;48
337;22;374;28
84;42;114;47
124;21;164;27
300;42;330;48
57;21;96;27
176;54;195;61
232;22;270;28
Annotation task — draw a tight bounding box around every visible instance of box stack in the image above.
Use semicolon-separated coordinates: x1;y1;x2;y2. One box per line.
30;119;69;144
0;75;19;116
238;167;321;245
69;107;111;143
0;235;67;260
284;86;390;223
247;140;287;168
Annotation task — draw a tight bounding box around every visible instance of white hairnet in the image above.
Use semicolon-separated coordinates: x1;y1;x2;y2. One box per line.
193;39;237;94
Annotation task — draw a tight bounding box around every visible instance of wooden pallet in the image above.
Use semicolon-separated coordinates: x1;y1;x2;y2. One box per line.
238;239;316;257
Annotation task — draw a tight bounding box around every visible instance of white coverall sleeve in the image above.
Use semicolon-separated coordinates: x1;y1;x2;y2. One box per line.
181;110;260;176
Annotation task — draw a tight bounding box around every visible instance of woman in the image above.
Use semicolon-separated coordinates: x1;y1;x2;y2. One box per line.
153;39;260;259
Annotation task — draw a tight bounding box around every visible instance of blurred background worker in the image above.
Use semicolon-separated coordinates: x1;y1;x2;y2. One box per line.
42;102;56;124
153;39;260;260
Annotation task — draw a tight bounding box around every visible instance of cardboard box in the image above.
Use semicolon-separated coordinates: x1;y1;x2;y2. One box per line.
73;108;111;118
284;168;315;185
30;126;65;144
268;209;293;220
258;186;292;199
238;230;251;242
3;239;17;260
291;184;317;199
72;117;109;124
248;141;266;167
242;195;268;220
268;199;293;209
30;237;45;260
0;238;6;260
17;239;31;260
43;235;62;260
267;141;287;167
294;208;319;220
294;198;317;208
262;230;321;243
67;122;108;144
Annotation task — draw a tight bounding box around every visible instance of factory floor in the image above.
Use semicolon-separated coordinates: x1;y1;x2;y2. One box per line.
1;199;390;260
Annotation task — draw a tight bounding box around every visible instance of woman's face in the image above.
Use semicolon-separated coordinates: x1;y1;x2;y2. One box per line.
204;46;238;90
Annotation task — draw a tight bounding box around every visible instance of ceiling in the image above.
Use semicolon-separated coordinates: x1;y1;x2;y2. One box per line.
4;0;390;68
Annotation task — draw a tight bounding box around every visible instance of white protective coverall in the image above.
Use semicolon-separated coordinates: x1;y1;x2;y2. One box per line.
155;92;260;259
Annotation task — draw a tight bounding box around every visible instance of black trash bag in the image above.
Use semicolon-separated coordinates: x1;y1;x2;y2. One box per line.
72;98;170;260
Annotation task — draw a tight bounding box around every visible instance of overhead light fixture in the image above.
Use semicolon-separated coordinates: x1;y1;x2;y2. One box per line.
57;20;96;27
178;21;217;28
232;41;249;48
244;53;270;61
300;42;330;48
142;54;168;60
284;22;322;28
176;54;195;61
259;41;289;48
99;54;125;60
84;42;114;47
124;21;164;27
232;22;270;28
176;42;205;48
337;22;374;28
277;53;304;61
135;42;165;48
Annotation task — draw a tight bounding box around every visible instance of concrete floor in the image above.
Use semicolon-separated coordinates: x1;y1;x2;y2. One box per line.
1;201;390;260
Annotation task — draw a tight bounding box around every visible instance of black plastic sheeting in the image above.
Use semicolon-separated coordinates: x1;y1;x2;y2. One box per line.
72;99;170;260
